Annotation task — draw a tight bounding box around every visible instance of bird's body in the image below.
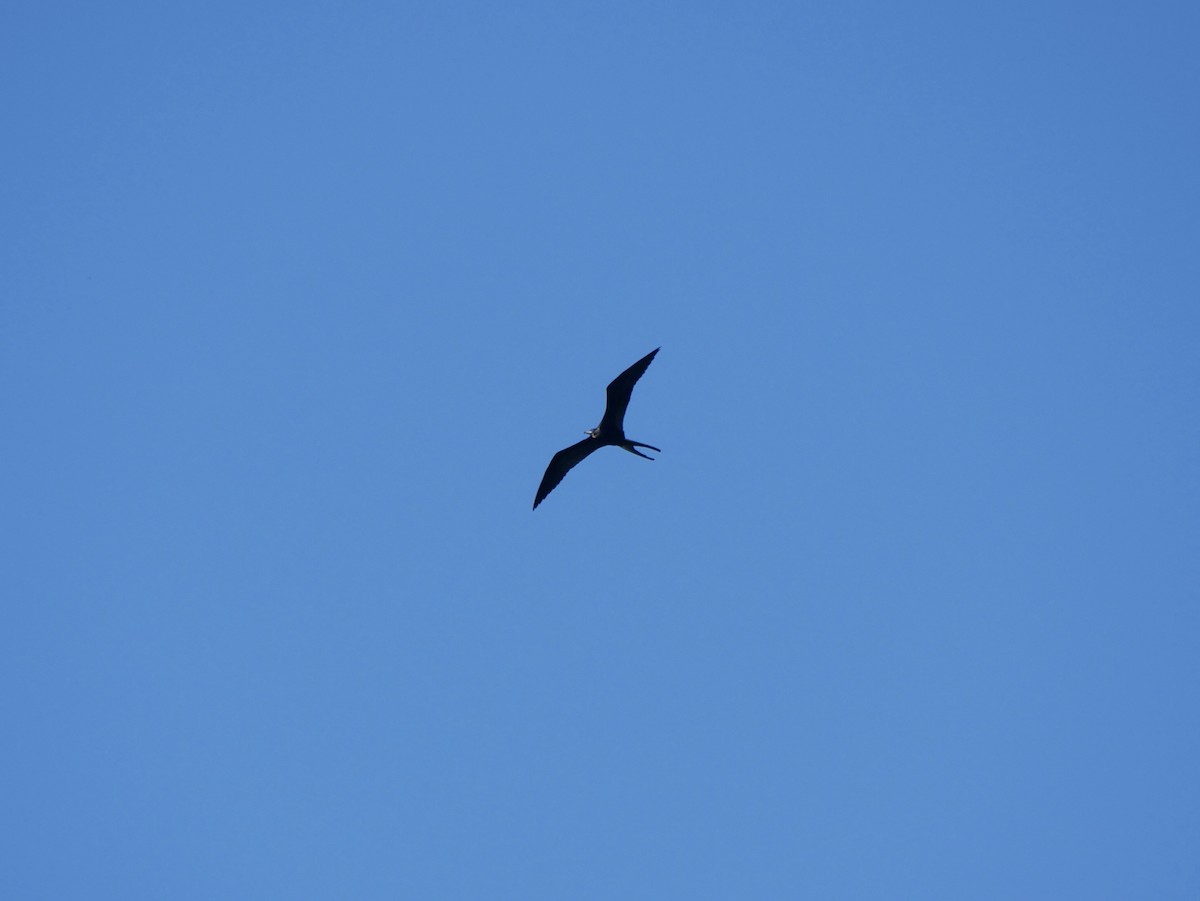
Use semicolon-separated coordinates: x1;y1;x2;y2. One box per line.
533;347;661;509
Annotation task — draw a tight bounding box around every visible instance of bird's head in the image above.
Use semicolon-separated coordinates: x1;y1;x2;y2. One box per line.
585;427;600;438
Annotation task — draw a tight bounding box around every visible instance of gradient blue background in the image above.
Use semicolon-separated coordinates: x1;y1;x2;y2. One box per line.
4;2;1198;897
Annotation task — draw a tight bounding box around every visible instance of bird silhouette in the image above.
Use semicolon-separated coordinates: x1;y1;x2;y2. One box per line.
533;347;661;509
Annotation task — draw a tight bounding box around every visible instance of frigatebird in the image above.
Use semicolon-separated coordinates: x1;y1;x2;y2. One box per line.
533;347;661;509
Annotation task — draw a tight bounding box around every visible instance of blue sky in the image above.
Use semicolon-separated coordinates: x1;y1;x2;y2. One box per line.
3;2;1198;897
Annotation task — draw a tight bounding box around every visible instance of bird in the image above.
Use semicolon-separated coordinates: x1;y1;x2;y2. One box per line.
533;347;662;509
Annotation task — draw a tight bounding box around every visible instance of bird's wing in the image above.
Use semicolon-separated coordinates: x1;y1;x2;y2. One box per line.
600;347;659;433
533;436;603;509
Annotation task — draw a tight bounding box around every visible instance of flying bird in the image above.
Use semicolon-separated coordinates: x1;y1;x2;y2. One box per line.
533;347;661;509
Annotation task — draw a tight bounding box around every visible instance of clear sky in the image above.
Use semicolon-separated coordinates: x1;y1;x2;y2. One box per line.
3;2;1198;898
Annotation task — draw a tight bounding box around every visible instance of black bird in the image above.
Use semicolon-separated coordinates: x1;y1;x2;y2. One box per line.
533;347;661;509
